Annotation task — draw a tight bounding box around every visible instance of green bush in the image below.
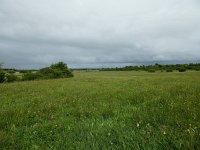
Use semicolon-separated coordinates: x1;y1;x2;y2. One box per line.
178;68;186;72
22;62;73;81
22;72;42;81
19;70;28;73
166;69;173;72
0;63;5;83
148;69;155;73
0;72;6;83
50;62;73;77
0;62;73;82
51;62;67;70
66;70;74;77
39;67;56;79
6;70;16;74
6;74;19;82
39;62;73;79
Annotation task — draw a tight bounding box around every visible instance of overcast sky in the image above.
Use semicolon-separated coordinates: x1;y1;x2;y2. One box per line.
0;0;200;69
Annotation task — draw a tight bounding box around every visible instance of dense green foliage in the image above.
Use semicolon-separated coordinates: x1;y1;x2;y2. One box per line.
0;62;73;83
22;62;73;81
0;64;5;83
101;63;200;72
39;62;74;79
0;71;199;149
178;68;186;72
148;69;155;73
6;74;19;83
166;69;173;72
0;72;5;83
22;72;43;81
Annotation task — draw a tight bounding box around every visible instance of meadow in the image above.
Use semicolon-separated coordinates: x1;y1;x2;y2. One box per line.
0;71;200;149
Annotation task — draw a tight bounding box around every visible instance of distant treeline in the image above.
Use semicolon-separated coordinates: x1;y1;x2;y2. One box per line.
0;62;73;83
100;63;200;72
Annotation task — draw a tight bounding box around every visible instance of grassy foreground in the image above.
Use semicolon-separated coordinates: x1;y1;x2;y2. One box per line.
0;71;200;149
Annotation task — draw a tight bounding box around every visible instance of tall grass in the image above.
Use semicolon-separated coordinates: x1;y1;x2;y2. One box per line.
0;71;200;149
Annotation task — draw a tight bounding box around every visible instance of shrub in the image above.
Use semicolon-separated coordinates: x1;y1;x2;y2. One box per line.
22;72;42;81
39;67;56;78
6;74;19;82
39;67;63;79
22;62;74;81
66;70;74;77
178;68;186;72
166;69;173;72
51;62;73;76
39;62;73;79
0;72;6;83
7;70;16;74
0;62;73;82
0;63;5;83
19;70;28;73
148;69;155;73
50;62;67;70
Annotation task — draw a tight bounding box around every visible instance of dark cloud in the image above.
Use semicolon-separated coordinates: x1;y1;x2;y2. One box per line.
0;0;200;69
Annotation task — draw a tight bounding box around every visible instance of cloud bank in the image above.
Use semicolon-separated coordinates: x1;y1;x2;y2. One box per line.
0;0;200;68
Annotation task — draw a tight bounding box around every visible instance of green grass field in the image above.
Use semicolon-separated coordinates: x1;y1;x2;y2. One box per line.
0;71;200;149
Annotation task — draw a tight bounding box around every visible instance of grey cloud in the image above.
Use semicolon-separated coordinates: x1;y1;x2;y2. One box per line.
0;0;200;69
